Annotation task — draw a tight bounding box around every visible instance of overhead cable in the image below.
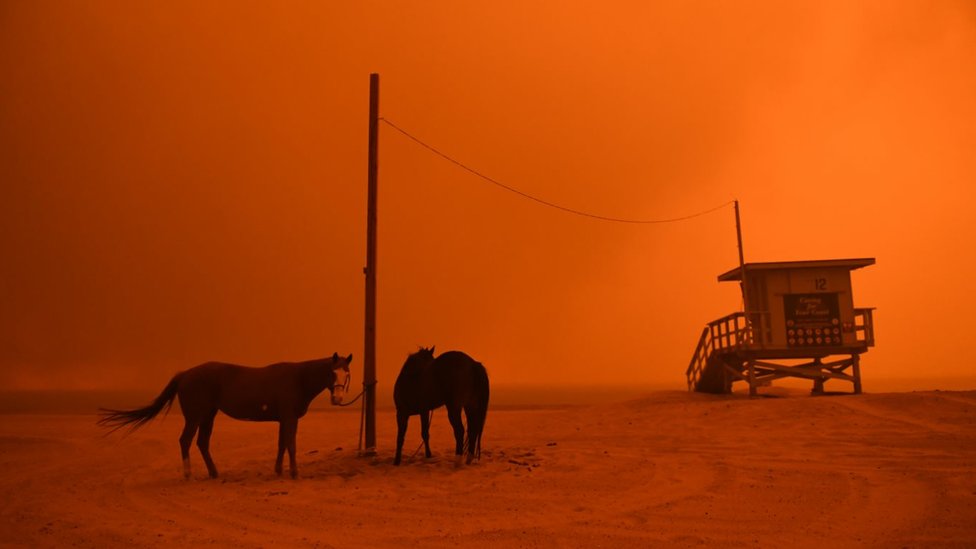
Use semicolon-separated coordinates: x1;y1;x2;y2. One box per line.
379;117;733;224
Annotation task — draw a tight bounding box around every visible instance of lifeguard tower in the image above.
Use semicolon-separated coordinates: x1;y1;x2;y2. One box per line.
686;258;876;395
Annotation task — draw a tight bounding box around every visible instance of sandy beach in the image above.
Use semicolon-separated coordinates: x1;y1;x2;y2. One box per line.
1;389;974;548
4;2;976;547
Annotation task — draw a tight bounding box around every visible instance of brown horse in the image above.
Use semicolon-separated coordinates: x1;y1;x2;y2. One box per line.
393;347;489;466
97;353;352;479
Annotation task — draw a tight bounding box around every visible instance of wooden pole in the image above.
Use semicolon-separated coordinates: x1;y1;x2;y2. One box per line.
362;73;379;455
734;200;745;278
734;200;752;343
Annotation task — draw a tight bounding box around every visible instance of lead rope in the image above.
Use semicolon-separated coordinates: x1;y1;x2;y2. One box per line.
358;385;364;454
335;374;361;407
353;380;376;454
407;409;434;463
336;390;364;407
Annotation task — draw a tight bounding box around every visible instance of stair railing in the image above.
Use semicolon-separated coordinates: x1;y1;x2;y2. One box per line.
686;312;756;391
686;327;712;391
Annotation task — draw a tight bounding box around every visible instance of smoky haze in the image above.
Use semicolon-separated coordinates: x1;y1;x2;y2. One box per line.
1;2;975;392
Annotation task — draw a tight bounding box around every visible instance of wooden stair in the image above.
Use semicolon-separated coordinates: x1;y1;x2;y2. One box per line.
686;313;751;393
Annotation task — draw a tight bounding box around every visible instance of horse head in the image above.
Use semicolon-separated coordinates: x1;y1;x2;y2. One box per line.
329;352;353;405
403;346;435;370
395;346;436;386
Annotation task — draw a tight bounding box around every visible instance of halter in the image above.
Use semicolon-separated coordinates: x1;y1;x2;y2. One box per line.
331;356;365;408
334;368;351;393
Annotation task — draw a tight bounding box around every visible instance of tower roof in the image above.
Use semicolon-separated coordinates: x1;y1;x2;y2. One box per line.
718;258;876;282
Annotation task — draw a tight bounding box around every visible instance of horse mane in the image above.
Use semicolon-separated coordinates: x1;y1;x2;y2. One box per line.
401;346;436;374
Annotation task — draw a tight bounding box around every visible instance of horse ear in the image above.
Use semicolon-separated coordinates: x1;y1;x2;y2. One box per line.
430;345;435;355
347;353;353;363
333;352;339;361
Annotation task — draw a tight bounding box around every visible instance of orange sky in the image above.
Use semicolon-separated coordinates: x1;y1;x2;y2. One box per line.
2;1;975;391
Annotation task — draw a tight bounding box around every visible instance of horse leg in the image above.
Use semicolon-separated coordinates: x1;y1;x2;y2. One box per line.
196;409;219;478
464;406;484;464
275;421;286;476
420;411;432;459
179;416;201;480
287;420;299;479
276;418;298;478
447;406;465;463
394;413;408;466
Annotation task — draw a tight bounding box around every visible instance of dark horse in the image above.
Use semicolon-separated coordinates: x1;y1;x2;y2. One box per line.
97;353;352;479
393;347;489;466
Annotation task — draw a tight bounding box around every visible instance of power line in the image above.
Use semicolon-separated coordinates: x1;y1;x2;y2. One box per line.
379;117;734;224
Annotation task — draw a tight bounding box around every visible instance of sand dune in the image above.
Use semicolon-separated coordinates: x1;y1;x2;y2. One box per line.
1;390;974;548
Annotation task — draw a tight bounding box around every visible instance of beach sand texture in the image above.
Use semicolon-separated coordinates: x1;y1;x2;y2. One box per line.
1;390;974;548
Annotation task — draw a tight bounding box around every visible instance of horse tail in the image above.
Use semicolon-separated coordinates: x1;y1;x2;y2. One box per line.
468;362;490;459
97;372;184;434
